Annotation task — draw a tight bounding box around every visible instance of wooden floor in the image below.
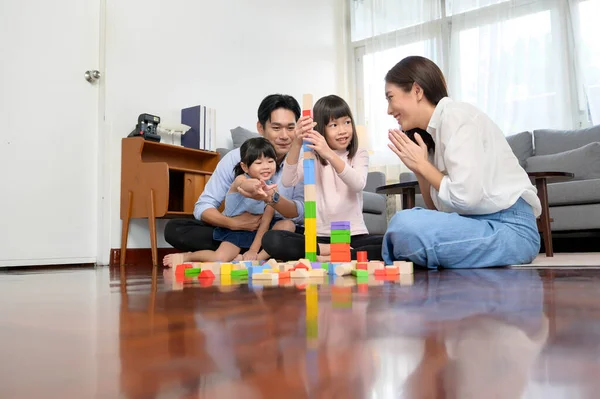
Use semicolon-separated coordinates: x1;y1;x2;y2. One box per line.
1;265;600;398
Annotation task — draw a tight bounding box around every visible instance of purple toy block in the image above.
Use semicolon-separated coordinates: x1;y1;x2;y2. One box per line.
331;221;350;229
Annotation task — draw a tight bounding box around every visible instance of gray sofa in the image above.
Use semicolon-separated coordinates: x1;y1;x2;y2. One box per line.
216;127;388;235
403;125;600;233
507;125;600;232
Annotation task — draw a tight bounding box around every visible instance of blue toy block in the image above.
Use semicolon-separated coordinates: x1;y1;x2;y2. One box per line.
304;170;315;184
303;158;315;168
329;262;341;275
248;265;267;278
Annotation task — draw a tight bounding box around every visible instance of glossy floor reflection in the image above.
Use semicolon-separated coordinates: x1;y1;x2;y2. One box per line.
1;265;600;398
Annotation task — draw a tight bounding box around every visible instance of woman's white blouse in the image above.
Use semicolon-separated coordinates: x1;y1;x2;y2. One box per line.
427;97;542;217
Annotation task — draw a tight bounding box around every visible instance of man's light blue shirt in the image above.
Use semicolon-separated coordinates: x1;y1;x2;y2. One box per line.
194;148;305;225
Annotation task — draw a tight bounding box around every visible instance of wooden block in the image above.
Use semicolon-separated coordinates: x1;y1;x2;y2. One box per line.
220;263;232;275
352;269;368;278
399;274;415;286
394;261;414;275
308;269;326;277
291;269;309;278
385;266;399;275
283;264;295;272
200;262;220;275
279;271;291;279
304;184;316;201
306;237;317;252
334;263;353;277
374;269;386;276
357;251;368;263
368;261;384;275
302;94;313;111
304;150;316;159
299;259;312;269
266;258;278;268
356;262;368;270
253;272;279;283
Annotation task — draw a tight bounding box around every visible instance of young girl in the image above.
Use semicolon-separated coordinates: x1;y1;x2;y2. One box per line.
163;137;294;267
262;94;383;261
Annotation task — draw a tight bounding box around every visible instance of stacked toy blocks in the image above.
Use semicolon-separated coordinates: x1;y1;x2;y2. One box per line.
330;221;351;262
302;93;317;262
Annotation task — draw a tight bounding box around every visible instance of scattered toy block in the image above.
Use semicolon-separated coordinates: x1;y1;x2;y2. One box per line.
198;276;215;287
385;266;399;275
357;251;368;263
279;271;291;279
199;270;215;279
184;268;201;277
283;264;295;273
299;258;312;269
352;269;368;278
330;243;351;252
175;264;192;275
374;269;386;277
394;261;414;275
308;269;326;277
305;252;317;262
335;263;353;277
221;274;232;286
368;261;384;275
291;269;309;278
356;262;368;271
220;263;232;275
266;259;278;269
231;269;249;278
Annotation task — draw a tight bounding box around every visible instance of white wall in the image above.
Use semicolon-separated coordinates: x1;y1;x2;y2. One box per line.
101;0;348;263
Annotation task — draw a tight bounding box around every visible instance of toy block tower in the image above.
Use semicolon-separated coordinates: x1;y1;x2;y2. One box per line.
303;94;317;262
330;221;351;262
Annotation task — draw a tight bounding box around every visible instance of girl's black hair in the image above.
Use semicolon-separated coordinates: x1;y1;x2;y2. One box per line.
405;128;435;155
312;95;358;166
233;137;279;176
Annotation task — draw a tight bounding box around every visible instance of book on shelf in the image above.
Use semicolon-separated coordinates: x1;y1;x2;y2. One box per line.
181;104;217;151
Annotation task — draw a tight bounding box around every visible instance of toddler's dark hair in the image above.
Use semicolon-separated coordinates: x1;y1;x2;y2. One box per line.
233;137;279;176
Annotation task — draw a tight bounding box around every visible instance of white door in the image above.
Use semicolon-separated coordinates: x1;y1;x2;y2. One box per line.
0;0;101;266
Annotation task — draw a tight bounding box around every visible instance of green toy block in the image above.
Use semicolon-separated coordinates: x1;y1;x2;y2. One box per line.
231;269;248;278
330;229;351;236
305;201;317;218
321;262;329;271
352;269;368;278
184;268;201;277
305;252;317;262
331;235;351;244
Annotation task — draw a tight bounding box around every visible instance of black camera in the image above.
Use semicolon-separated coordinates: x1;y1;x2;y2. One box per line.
127;113;161;142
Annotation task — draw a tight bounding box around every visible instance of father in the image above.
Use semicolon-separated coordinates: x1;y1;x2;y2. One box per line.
164;94;305;253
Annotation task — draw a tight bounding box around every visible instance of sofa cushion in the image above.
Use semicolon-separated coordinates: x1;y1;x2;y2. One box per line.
547;178;600;206
230;126;260;148
525;142;600;181
505;131;534;167
363;191;386;214
533;125;600;155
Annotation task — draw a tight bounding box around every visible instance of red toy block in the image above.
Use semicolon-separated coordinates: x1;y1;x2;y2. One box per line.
199;276;215;287
374;269;386;276
294;262;309;270
199;270;215;279
356;262;368;270
385;267;399;275
302;109;312;117
331;256;351;263
175;264;192;275
279;271;290;279
357;251;368;263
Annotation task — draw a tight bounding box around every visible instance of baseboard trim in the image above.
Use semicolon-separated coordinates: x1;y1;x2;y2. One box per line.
110;248;180;266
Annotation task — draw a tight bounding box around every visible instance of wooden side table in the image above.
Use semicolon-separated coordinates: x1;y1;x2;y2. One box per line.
377;171;575;257
527;172;574;257
375;181;420;209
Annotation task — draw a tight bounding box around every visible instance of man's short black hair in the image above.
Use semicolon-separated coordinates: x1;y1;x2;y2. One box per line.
257;94;301;127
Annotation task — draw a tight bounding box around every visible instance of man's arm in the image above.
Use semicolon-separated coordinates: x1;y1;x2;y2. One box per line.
416;173;437;210
267;188;300;219
194;149;261;231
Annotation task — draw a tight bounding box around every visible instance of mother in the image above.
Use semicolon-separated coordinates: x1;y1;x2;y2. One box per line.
383;56;541;268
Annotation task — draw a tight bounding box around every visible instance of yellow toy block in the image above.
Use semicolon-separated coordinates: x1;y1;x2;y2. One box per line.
220;263;232;275
304;218;317;236
306;239;317;252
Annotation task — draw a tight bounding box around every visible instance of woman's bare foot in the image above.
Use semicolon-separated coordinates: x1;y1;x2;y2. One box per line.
163;252;189;268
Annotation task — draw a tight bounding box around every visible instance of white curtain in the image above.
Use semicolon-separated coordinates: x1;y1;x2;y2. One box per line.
351;0;600;180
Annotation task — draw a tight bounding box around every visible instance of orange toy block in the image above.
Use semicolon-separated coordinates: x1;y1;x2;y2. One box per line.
175;264;192;275
357;251;368;263
374;269;386;277
385;266;399;275
279;271;291;279
356;262;368;270
330;243;351;253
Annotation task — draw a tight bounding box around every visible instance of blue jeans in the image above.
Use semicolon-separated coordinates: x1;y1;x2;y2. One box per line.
382;198;541;269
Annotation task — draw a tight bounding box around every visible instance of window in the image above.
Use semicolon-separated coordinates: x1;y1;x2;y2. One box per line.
351;0;599;167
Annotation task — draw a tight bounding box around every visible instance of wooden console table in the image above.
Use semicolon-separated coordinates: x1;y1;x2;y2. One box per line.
120;137;219;267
